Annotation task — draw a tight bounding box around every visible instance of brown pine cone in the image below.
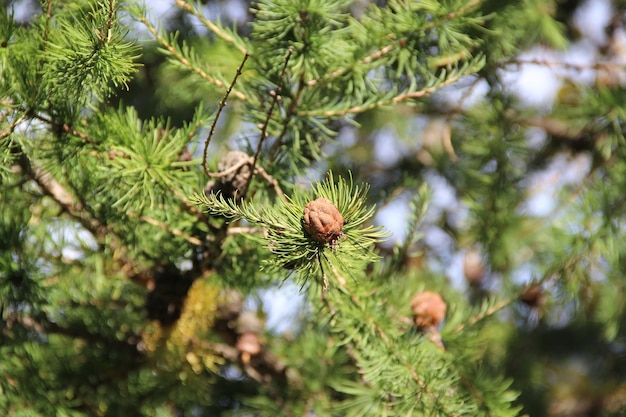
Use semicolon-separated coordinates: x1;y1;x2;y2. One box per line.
218;150;251;193
236;332;262;364
303;198;344;246
411;291;447;329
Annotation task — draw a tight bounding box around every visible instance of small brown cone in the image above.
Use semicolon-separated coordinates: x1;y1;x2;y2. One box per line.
411;291;447;329
463;249;486;286
236;333;262;365
520;284;546;308
303;198;344;246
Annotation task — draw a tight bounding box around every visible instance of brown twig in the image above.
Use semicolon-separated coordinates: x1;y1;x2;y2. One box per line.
0;112;27;141
299;67;476;118
202;51;250;177
503;58;626;72
243;47;294;194
126;212;203;246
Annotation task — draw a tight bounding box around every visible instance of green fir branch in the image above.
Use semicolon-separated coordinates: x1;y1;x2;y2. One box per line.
191;172;387;286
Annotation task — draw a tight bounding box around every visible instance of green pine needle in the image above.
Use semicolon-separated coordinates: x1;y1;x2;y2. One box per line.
190;172;388;286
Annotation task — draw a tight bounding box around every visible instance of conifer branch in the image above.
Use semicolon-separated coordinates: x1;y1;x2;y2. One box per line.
503;57;626;72
137;15;246;101
128;212;203;246
0;112;27;141
305;42;396;87
451;297;514;334
20;154;106;239
11;312;142;352
29;112;98;144
299;65;480;117
174;0;249;57
327;265;462;417
269;76;306;163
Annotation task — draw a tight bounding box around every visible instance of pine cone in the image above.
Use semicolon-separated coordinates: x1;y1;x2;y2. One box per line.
236;311;263;335
236;332;262;364
463;249;486;286
219;151;251;188
411;291;447;329
205;150;251;199
520;284;546;308
303;198;344;245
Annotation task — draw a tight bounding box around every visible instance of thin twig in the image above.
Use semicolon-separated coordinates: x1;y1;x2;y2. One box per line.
208;157;249;179
305;42;396;87
299;68;475;117
137;15;247;101
255;164;286;202
269;76;305;162
243;47;294;194
0;112;27;141
127;212;203;246
227;226;264;235
451;298;514;334
174;0;249;56
31;112;98;144
202;51;250;177
503;58;626;72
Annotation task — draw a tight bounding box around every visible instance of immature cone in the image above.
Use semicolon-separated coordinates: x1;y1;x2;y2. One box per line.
463;249;486;286
205;150;252;199
218;150;251;193
411;291;447;329
303;198;344;245
235;312;264;365
236;333;262;364
520;284;546;308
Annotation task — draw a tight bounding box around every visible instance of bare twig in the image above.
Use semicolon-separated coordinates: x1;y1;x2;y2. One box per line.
0;112;27;141
243;47;294;194
202;51;250;177
127;212;203;246
227;226;264;235
503;58;626;72
31;112;98;144
255;164;286;202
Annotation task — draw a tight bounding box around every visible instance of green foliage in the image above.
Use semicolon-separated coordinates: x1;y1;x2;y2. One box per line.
2;0;626;416
192;173;387;287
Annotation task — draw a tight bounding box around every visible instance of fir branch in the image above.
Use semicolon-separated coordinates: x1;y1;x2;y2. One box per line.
19;153;105;238
174;0;249;56
325;265;464;417
299;59;484;117
503;57;626;72
0;112;27;141
450;297;514;335
136;14;246;101
269;76;306;162
305;42;395;87
12;312;141;352
30;111;98;144
127;212;203;246
192;173;386;284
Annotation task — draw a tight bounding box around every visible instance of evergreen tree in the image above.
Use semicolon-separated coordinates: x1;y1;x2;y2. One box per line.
2;0;626;416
